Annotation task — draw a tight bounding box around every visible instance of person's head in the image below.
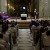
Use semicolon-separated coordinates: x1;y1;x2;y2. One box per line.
44;20;48;26
44;27;48;31
34;9;36;12
31;20;35;24
35;22;39;26
46;30;50;36
11;24;14;27
0;33;3;39
15;21;17;25
43;23;47;27
6;20;9;22
48;22;50;26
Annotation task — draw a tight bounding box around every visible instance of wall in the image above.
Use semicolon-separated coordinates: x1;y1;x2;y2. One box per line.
35;0;39;12
48;0;50;19
31;0;39;13
39;0;50;19
0;0;1;11
1;0;7;13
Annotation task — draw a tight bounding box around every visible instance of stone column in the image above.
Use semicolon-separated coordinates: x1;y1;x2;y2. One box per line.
39;0;49;20
0;0;1;11
1;0;7;13
31;0;34;13
48;0;50;19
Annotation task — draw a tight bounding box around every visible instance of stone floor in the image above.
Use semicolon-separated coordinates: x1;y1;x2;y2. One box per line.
12;29;35;50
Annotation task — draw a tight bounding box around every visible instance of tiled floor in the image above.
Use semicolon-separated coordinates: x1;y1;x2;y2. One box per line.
12;29;34;50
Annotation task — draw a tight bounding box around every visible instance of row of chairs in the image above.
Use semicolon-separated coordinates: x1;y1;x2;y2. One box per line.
42;30;50;50
0;24;19;50
30;20;50;50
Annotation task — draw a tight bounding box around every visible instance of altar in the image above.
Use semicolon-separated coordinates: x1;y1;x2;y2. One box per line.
17;19;31;28
21;14;27;20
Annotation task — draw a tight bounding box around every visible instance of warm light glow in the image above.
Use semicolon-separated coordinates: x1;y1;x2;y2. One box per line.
10;6;15;10
8;4;10;6
7;4;15;10
8;4;11;9
10;6;13;8
8;6;11;9
13;8;15;10
5;3;10;7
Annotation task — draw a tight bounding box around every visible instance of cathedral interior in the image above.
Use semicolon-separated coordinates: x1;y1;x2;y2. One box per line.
0;0;50;50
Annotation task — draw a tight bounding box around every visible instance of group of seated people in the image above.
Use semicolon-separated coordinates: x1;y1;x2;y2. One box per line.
30;20;50;50
0;19;50;50
0;20;19;50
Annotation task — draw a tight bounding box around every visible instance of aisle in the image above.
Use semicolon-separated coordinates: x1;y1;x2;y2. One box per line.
12;29;34;50
17;29;33;50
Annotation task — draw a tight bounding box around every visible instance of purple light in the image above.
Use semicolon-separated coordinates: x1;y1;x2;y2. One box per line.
0;13;9;20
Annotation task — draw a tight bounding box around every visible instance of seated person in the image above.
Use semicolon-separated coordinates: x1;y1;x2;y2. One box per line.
46;30;50;36
0;33;10;50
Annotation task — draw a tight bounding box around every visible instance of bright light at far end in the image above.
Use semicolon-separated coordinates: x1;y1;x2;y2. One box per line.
23;7;26;10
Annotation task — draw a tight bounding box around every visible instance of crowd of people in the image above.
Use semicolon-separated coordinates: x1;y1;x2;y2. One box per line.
0;20;18;50
30;20;50;50
0;19;50;50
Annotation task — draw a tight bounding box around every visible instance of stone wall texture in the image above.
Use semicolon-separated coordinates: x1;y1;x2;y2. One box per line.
39;0;50;19
0;0;7;13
